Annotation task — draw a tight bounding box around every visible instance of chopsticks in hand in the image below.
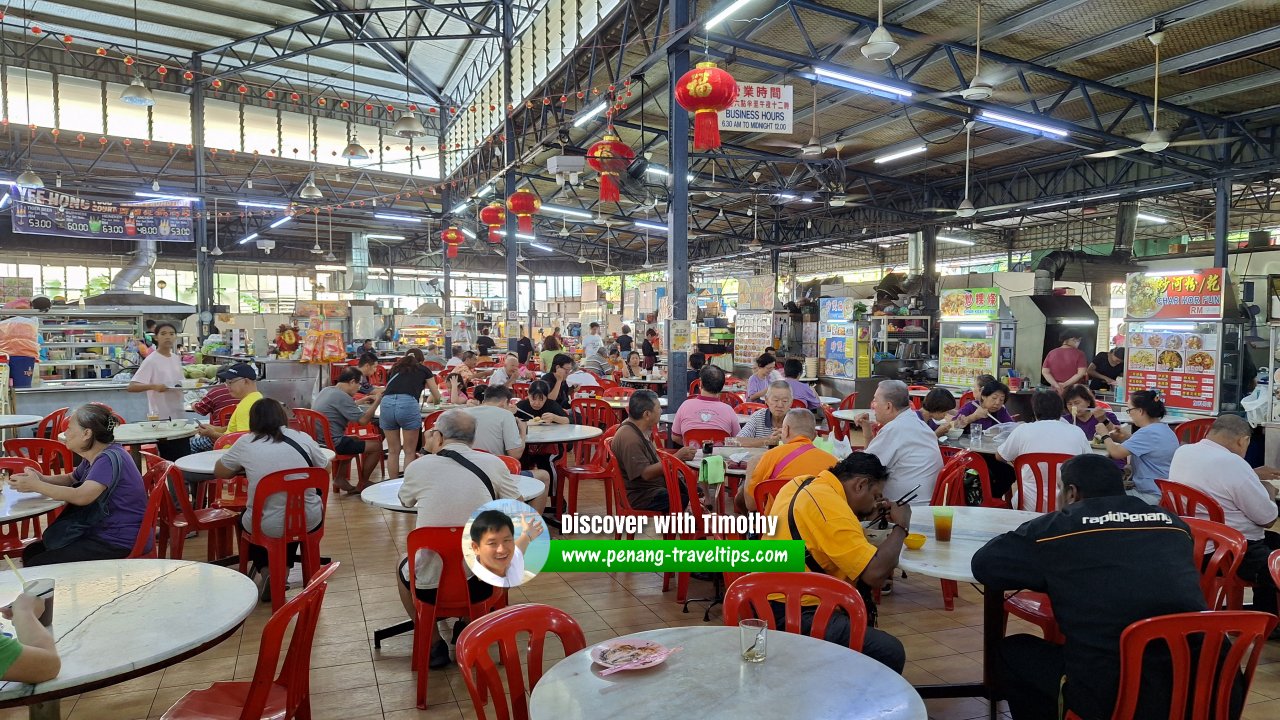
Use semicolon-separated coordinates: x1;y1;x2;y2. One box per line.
874;484;920;528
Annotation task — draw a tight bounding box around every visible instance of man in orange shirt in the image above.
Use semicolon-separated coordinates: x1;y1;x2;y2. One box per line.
737;409;837;513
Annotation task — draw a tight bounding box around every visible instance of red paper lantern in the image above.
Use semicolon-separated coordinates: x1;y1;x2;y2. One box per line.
478;202;506;243
506;188;541;233
586;135;635;203
441;226;465;259
673;61;739;150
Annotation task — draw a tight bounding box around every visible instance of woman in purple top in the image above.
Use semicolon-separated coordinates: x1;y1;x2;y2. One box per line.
782;358;822;410
745;353;776;402
1061;384;1119;440
916;387;957;437
12;404;150;566
954;380;1015;432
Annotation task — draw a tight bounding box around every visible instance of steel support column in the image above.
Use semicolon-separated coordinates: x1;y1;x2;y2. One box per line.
1215;177;1230;269
442;187;453;356
665;0;691;413
770;249;781;300
191;54;213;339
921;226;938;313
502;0;519;353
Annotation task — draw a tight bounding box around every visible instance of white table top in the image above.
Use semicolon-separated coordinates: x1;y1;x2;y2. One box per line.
524;424;603;444
175;447;337;476
603;398;667;410
897;506;1041;584
817;396;842;406
619;377;669;386
106;421;197;445
361;475;545;510
0;560;257;707
373;402;464;419
659;413;750;426
832;409;873;423
940;434;1111;457
0;415;41;430
0;489;63;524
529;625;926;720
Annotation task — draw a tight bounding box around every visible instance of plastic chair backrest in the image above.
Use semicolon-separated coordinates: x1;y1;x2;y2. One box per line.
509;382;531;400
601;386;634;399
1270;550;1280;612
456;604;586;720
735;402;766;416
1095;401;1112;410
1156;479;1226;524
571;397;617;431
214;432;248;450
0;457;41;476
689;378;701;394
246;468;329;543
3;438;74;475
291;408;336;450
211;404;236;428
140;455;170;493
907;385;928;411
681;428;730;446
36;408;68;440
1011;452;1072;512
1184;517;1247;610
958;391;974;409
723;572;868;652
407;526;494;615
932;455;969;507
718;392;743;408
127;479;164;559
820;405;845;441
240;562;340;718
838;393;858;412
423;410;444;432
496;455;522;474
658;451;703;533
1110;611;1276;720
790;399;807;409
752;477;792;514
1175;418;1215;445
423;361;445;372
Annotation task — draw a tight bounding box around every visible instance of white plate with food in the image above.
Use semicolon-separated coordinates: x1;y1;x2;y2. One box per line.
590;639;670;670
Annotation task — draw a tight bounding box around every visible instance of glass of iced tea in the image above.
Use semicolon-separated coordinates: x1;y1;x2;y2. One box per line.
932;507;955;542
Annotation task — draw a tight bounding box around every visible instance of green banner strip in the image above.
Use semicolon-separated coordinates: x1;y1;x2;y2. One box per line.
542;539;806;573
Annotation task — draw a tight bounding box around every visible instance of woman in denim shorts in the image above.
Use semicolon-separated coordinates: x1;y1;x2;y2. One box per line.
380;348;442;478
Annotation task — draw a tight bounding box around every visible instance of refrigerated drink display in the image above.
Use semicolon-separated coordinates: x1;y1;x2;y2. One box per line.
818;298;870;378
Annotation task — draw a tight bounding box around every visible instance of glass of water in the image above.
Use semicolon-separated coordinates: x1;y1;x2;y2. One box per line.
740;619;768;662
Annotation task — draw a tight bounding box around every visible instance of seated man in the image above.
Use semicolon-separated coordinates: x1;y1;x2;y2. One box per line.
464;385;551;512
671;365;739;444
194;363;263;442
397;410;522;669
612;390;696;512
736;381;793;449
738;409;837;514
487;353;525;388
583;343;613;376
972;454;1209;720
0;592;60;683
855;379;942;507
1169;414;1280;618
355;352;382;394
763;452;907;672
312;368;383;491
189;374;238;452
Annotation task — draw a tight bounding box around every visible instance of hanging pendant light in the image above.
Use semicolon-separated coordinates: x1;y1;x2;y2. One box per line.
861;0;900;61
341;136;369;160
210;244;224;256
120;74;156;106
310;241;323;254
15;166;43;189
299;174;323;200
392;112;426;138
324;209;337;261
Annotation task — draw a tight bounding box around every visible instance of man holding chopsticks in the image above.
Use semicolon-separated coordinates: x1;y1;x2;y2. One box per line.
854;379;943;507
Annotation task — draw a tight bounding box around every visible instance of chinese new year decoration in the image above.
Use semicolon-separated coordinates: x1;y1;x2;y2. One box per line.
478;202;506;243
275;324;301;353
441;226;465;258
586;135;635;203
506;188;541;233
674;62;739;151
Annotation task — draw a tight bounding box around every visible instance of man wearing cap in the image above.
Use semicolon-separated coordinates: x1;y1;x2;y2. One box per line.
195;363;263;441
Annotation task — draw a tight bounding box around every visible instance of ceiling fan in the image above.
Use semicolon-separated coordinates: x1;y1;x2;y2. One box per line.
919;1;1035;104
1084;29;1236;159
923;121;1025;218
759;84;863;158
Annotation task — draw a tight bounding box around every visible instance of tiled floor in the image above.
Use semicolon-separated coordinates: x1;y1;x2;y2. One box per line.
3;476;1279;720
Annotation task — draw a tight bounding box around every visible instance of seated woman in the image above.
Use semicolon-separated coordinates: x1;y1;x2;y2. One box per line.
953;380;1015;433
1061;383;1119;441
216;399;329;601
918;387;957;438
12;404;150;566
515;380;570;425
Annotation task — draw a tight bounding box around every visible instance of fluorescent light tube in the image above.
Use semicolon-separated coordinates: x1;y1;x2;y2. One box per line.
374;213;421;223
813;67;913;99
366;234;406;240
476;185;494;198
459;228;476;239
529;242;553;251
634;221;667;232
516;233;537;240
543;205;593;219
237;200;288;209
875;145;927;163
645;166;668;177
1135;213;1167;224
978;110;1069;138
450;203;469;214
238;233;259;245
937;236;975;246
269;217;292;229
706;0;752;28
573;101;607;128
135;191;201;202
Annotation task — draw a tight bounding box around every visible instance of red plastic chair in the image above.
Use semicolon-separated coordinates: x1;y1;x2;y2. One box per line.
406;526;505;708
1156;479;1226;523
210;404;236;429
160;563;340;720
571;397;617;431
689;378;701;394
495;455;522;475
423;410;444;432
237;467;329;612
680;428;730;447
1175;417;1215;445
751;477;792;514
126;480;164;559
718;391;743;408
790;399;807;409
213;432;247;450
958;391;974;409
34;408;68;440
601;386;634;399
3;438;75;475
907;385;929;410
819;404;844;441
1011;452;1073;512
509;382;530;400
0;457;46;557
557;434;613;516
1271;549;1280;611
735;402;766;416
838;393;859;412
1185;517;1247;611
455;604;586;720
723;572;868;651
602;443;686;541
164;463;240;562
1094;400;1112;411
1081;611;1276;720
292;408;358;491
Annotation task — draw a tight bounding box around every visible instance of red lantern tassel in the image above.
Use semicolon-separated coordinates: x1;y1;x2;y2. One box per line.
693;108;722;151
517;214;533;233
599;172;621;203
488;229;503;243
446;245;458;258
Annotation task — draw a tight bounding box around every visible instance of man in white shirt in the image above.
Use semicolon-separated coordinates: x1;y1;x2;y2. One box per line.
582;322;604;359
467;509;545;588
487;353;523;388
396;410;521;668
854;379;942;507
996;390;1093;511
1168;414;1280;616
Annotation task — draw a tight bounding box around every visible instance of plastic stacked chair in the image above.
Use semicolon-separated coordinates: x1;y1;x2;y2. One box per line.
509;382;531;400
907;385;929;410
680;428;730;447
1175;417;1215;445
735;402;766;416
292;408;354;493
557;433;613;516
570;397;617;431
751;477;792;515
0;457;46;558
601;386;634;400
164;463;240;562
718;391;743;408
1184;517;1247;610
210;404;235;429
34;408;68;440
1003;453;1074;638
126;480;166;559
1155;479;1226;523
237;467;330;612
3;438;74;474
159;563;340;720
724;572;869;651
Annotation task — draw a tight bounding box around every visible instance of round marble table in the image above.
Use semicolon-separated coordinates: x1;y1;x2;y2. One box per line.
817;396;842;406
0;489;63;525
361;475;545;510
0;559;257;717
832;409;874;424
525;424;603;445
104;421;198;446
940;434;1111;457
0;415;41;431
603;397;667;411
529;625;926;720
175;447;337;475
618;377;668;390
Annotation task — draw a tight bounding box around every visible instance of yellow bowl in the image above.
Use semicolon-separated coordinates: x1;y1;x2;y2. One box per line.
904;533;927;550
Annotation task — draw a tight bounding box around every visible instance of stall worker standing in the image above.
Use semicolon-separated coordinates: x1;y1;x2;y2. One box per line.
1042;330;1088;392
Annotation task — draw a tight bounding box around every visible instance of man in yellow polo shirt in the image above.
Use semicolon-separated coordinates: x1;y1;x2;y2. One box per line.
195;363;264;441
737;409;837;513
764;452;909;672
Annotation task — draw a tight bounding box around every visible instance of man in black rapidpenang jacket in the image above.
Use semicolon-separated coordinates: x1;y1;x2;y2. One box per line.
972;454;1210;720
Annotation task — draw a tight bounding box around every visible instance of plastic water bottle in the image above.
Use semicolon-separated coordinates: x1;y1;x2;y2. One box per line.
1114;376;1125;402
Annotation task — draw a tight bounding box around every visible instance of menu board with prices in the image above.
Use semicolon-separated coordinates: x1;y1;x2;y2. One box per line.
737;275;777;311
1125;327;1219;412
1125;270;1227;321
733;312;773;365
938;337;997;387
939;288;1000;320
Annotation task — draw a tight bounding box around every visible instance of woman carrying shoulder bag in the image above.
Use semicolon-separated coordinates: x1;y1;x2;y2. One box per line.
10;404;151;566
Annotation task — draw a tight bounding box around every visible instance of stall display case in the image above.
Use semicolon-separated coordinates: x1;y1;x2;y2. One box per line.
818;298;870;378
869;315;932;361
937;288;1016;389
399;319;444;349
33;310;145;379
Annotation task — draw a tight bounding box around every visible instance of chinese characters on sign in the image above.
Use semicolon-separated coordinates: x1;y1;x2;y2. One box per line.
939;288;1000;320
12;188;195;241
719;83;793;134
1125;327;1219;412
1125;270;1225;320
